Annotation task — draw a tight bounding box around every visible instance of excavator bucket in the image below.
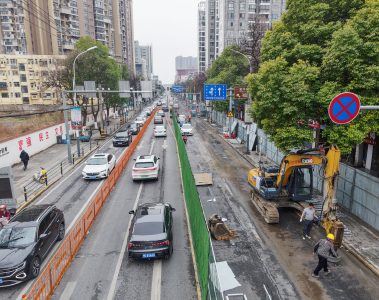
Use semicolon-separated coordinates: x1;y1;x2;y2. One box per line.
208;214;239;240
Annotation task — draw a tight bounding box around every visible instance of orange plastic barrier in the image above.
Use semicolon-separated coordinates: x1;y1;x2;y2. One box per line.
24;108;157;300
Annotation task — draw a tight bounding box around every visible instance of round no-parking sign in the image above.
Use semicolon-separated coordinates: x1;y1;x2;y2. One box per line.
329;92;361;124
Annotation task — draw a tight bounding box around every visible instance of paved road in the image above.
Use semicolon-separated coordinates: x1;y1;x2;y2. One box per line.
177;98;379;300
43;111;196;300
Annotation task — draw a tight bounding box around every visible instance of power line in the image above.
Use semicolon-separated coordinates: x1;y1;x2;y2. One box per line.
20;0;59;32
20;0;58;28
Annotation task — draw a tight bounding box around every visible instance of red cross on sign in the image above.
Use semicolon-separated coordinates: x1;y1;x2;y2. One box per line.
329;92;361;124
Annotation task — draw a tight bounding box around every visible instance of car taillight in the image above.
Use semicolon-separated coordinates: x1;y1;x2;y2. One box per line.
128;243;133;248
152;240;169;246
164;131;166;133
155;131;157;133
132;169;138;172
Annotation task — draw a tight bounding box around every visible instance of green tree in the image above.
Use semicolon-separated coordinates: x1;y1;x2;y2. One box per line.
246;0;379;154
206;45;249;111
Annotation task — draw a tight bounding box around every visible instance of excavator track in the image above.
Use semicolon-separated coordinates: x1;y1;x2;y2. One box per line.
250;190;280;223
250;190;316;224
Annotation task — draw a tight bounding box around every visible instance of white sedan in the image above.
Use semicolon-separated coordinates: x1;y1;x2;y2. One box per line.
132;155;160;181
135;116;145;127
154;126;167;137
82;153;116;179
181;124;193;136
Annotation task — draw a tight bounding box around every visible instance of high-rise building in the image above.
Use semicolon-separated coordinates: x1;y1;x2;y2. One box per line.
141;45;153;80
0;0;135;75
203;0;286;64
134;41;153;80
175;56;198;71
197;1;206;72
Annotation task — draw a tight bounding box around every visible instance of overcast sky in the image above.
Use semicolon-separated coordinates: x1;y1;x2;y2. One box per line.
133;0;199;84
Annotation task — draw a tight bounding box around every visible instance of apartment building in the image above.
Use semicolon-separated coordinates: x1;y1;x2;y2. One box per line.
201;0;286;65
0;0;135;75
141;44;152;80
175;56;198;70
197;1;206;72
0;54;66;105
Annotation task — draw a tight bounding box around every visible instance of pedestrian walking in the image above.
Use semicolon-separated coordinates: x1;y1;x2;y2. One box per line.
311;234;338;278
19;149;29;171
301;203;317;240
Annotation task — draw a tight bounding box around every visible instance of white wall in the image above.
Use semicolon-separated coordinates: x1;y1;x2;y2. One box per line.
0;108;114;168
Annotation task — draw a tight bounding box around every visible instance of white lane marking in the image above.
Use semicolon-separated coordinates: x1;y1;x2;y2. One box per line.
151;260;162;300
106;182;144;300
137;140;144;150
59;282;77;300
107;132;155;299
16;182;103;299
34;140;125;206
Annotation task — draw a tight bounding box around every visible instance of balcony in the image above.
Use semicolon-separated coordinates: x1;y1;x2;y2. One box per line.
0;9;10;15
60;5;71;14
1;16;13;23
0;1;14;8
104;16;111;24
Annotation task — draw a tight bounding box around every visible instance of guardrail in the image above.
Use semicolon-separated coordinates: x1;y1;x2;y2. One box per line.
23;108;157;300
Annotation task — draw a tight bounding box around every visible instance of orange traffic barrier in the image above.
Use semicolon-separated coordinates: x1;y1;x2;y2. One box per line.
23;108;157;300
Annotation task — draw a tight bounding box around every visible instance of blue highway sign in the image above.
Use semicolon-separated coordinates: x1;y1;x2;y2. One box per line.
204;84;227;100
173;86;182;92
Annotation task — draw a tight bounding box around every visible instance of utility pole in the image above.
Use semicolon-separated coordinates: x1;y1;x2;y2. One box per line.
62;90;72;163
98;84;104;130
229;88;233;139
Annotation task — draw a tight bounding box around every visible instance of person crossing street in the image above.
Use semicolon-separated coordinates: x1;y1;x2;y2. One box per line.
312;234;338;278
301;203;317;240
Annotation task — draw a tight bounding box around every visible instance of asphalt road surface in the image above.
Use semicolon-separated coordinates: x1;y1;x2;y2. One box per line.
0;106;197;300
177;98;379;300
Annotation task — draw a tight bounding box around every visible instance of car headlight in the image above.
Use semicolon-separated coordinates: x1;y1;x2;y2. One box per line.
100;170;106;173
82;172;86;176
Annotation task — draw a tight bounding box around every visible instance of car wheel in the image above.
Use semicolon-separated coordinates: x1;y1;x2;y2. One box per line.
30;256;41;279
57;222;65;241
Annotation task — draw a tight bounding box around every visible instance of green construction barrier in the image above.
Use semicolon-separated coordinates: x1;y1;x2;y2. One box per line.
173;112;210;299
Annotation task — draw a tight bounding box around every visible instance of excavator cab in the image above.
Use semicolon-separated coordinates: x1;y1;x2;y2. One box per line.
287;166;313;201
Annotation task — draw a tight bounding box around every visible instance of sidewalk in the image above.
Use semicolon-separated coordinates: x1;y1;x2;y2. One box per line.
12;110;138;207
203;118;379;278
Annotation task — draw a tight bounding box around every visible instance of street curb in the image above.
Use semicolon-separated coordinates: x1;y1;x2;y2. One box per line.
16;145;99;213
200;119;379;279
168;114;202;300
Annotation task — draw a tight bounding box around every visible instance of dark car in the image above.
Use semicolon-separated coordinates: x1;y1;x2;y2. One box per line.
127;123;140;135
0;205;65;287
128;203;175;260
162;106;169;112
154;116;163;124
113;130;132;146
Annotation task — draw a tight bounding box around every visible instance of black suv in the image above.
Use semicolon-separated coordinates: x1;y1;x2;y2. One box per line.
128;203;175;260
0;205;65;287
112;129;132;146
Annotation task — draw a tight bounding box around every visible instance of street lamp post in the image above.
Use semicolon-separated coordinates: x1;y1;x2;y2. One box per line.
230;48;252;74
72;46;98;158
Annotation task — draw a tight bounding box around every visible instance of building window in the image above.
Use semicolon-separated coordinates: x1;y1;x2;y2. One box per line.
84;4;87;9
20;74;27;82
21;86;28;93
84;11;88;16
12;70;18;76
85;18;89;23
15;92;21;98
227;40;233;46
210;9;214;13
227;31;233;37
228;21;233;28
272;14;278;20
1;93;9;98
210;1;215;7
228;13;234;19
228;3;234;10
239;13;245;19
240;3;246;10
239;21;245;28
19;63;25;71
14;82;20;87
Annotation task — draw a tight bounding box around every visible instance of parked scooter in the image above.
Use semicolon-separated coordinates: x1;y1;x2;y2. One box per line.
33;167;47;183
183;135;188;145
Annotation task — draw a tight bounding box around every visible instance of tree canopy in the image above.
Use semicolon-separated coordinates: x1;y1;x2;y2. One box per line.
246;0;379;154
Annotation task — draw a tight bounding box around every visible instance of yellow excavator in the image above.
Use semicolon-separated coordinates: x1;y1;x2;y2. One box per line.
248;145;344;253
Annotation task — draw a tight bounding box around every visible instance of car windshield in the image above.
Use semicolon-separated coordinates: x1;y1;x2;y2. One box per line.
155;116;162;119
136;117;144;121
130;124;137;129
115;132;128;137
133;222;165;235
135;162;154;168
182;125;192;129
87;157;107;165
0;227;36;248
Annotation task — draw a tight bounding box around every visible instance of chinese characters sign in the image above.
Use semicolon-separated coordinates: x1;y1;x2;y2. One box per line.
71;106;82;128
363;132;376;145
234;87;248;99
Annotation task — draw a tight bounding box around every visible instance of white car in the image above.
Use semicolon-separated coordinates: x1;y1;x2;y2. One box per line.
135;116;146;126
132;155;160;181
154;126;167;137
181;124;193;136
82;153;116;179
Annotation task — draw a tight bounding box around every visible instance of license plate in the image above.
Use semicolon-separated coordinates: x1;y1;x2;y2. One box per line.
143;253;155;258
90;176;97;179
0;279;3;283
159;132;162;133
118;143;122;145
141;175;148;178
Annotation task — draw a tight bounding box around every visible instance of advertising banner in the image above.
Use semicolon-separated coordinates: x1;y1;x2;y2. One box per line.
71;107;82;128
